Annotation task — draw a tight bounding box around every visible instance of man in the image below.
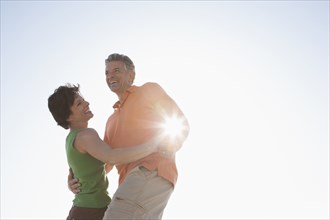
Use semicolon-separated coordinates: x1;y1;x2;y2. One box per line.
70;53;189;219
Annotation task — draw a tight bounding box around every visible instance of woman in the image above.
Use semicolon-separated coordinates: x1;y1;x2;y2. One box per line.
48;84;159;220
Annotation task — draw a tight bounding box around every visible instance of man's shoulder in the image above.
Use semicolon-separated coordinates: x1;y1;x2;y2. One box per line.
135;82;168;103
140;82;162;91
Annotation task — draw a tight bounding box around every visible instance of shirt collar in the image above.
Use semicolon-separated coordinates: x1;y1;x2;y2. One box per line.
113;85;137;109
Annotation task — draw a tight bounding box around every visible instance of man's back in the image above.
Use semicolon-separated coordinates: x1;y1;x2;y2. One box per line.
104;82;188;185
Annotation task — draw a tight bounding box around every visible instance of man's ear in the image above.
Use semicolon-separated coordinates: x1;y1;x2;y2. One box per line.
129;71;135;84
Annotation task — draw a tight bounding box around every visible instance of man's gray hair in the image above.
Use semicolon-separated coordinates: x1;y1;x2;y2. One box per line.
105;53;135;72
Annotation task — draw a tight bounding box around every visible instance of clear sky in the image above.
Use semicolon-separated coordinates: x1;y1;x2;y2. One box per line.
1;1;329;219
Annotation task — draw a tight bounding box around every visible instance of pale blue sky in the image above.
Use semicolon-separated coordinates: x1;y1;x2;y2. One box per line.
1;1;329;219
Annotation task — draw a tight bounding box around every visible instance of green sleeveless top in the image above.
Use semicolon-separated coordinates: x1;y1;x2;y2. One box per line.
66;130;111;208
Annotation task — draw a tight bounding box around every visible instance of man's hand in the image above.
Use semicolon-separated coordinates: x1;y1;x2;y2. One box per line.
68;168;81;194
157;139;175;159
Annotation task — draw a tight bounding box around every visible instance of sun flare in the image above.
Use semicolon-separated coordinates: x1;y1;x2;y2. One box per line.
161;115;185;139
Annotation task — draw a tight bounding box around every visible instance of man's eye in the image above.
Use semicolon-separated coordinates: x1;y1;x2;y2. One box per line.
110;69;121;75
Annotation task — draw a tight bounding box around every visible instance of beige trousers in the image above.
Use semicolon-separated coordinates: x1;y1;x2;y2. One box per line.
103;166;174;220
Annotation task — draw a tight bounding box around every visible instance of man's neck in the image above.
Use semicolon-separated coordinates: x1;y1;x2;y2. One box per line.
117;92;126;103
117;85;133;103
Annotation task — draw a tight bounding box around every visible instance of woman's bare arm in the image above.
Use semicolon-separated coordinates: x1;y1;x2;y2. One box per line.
74;128;158;165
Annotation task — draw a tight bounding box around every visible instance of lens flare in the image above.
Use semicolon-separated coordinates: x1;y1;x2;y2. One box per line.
161;115;184;139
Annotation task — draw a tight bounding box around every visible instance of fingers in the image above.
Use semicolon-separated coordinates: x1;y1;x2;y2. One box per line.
158;142;175;158
68;169;81;194
159;150;175;159
105;163;113;174
68;178;81;194
68;168;73;178
71;183;81;194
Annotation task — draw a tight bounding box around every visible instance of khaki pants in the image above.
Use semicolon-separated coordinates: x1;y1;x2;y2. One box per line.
103;166;174;220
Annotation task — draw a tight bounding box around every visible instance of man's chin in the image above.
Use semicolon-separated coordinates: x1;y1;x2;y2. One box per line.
109;86;116;91
110;88;118;93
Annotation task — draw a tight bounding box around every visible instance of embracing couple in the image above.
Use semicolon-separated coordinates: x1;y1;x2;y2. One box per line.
48;53;190;220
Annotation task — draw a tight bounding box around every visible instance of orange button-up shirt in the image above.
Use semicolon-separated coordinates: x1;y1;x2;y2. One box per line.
104;82;189;186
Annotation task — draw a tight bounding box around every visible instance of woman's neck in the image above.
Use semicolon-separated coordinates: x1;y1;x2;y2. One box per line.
69;122;88;131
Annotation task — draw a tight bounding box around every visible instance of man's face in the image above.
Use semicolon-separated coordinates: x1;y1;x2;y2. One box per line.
105;61;133;95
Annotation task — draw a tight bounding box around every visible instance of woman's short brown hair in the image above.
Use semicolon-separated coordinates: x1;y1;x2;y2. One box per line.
48;84;80;129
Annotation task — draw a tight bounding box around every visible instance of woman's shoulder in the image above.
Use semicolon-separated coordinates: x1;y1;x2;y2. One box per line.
76;128;98;139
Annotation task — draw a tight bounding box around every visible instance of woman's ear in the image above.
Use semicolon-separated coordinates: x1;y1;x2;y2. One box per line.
66;114;73;123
